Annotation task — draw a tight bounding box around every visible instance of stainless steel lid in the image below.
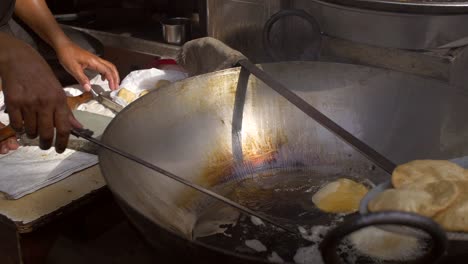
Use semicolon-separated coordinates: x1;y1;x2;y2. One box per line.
321;0;468;14
307;0;468;49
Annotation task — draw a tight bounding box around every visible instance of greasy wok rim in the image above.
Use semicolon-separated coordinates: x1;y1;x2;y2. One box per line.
315;0;468;14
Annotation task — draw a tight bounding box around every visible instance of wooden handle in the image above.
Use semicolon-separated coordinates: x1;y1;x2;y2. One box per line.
67;92;93;110
0;125;16;142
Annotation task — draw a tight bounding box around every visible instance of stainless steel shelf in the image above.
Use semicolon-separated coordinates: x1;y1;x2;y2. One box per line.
62;25;180;58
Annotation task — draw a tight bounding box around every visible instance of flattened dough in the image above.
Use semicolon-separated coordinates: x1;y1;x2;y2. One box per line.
312;178;368;213
434;182;468;232
392;160;466;188
369;180;459;217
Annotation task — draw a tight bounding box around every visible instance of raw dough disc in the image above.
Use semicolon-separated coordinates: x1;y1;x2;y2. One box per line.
312;178;368;213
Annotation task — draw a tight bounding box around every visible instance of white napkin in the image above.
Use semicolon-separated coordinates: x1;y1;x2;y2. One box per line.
111;68;188;107
0;92;8;125
0;75;106;200
63;76;116;118
0;74;116;123
0;146;98;199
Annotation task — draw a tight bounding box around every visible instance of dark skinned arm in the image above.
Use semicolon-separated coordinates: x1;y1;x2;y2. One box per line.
0;32;81;153
14;0;120;91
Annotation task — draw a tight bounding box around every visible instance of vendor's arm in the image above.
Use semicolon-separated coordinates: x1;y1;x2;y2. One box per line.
14;0;120;90
0;32;81;153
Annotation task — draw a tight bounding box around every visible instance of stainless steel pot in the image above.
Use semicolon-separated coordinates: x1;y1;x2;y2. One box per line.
307;0;468;49
99;61;468;263
161;17;191;45
321;0;468;14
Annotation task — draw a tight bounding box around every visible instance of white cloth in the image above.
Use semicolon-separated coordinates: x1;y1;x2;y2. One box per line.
0;146;98;199
0;91;8;125
63;76;116;118
76;100;116;118
0;75;107;199
63;86;116;118
111;68;188;107
0;75;116;123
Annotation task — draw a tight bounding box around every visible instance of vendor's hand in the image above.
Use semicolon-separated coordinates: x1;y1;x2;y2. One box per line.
0;36;82;153
56;41;120;91
0;122;19;154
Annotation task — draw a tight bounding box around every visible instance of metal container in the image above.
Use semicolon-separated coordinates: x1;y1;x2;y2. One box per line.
306;0;468;50
320;0;468;14
204;0;468;56
99;61;468;263
162;17;191;45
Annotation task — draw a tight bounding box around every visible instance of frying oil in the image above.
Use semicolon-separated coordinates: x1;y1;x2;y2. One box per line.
193;168;428;263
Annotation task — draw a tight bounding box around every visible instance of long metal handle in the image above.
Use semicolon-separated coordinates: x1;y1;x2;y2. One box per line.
71;128;302;237
237;60;397;174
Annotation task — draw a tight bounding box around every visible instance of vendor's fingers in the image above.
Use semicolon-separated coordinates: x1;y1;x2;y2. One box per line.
69;63;91;91
0;142;8;154
102;60;120;90
87;60;116;90
22;109;38;139
7;108;24;133
69;113;83;129
37;109;54;150
54;108;71;153
6;137;19;150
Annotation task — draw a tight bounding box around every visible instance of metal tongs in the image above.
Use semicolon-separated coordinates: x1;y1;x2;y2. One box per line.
89;84;123;113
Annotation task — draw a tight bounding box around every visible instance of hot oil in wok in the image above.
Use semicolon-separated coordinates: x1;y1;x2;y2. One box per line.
193;168;418;263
